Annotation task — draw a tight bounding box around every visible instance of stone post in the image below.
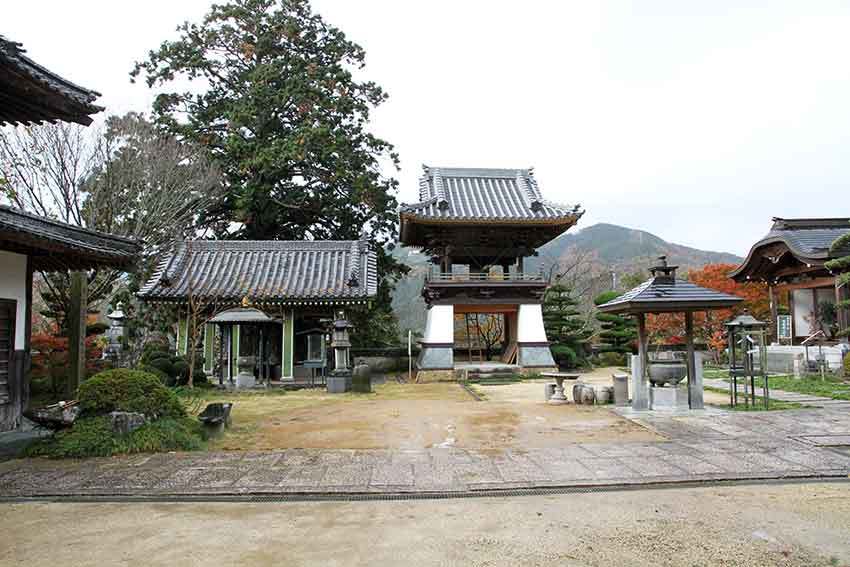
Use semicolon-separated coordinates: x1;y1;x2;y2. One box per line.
690;351;705;410
630;354;649;410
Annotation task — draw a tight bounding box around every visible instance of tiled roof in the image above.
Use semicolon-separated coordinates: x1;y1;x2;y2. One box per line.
598;260;742;314
400;166;582;223
0;35;103;125
729;217;850;279
0;205;140;271
138;239;378;304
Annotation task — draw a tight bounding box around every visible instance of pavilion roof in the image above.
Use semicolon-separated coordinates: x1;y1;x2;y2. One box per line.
0;205;141;271
138;239;378;305
400;166;582;225
0;35;103;126
730;217;850;281
598;257;743;314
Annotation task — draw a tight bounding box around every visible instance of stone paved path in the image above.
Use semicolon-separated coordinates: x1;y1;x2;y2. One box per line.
1;407;849;497
703;377;850;409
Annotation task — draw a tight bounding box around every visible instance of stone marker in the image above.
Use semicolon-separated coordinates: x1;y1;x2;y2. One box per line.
613;373;629;406
109;411;147;435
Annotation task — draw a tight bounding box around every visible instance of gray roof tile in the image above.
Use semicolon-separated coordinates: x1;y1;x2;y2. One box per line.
729;217;850;279
138;239;378;304
0;35;103;125
0;204;140;271
599;260;743;314
401;166;581;222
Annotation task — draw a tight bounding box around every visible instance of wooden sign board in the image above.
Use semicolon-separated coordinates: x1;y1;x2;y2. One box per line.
777;314;792;341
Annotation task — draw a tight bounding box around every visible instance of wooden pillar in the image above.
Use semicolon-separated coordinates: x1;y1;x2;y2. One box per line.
768;284;778;343
176;313;188;356
685;311;703;409
23;256;33;414
282;310;294;381
203;323;215;375
66;272;88;399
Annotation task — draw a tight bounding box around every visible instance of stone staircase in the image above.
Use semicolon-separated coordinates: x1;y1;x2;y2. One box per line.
463;364;523;385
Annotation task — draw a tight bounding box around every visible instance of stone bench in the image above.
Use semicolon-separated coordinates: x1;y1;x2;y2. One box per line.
198;402;233;436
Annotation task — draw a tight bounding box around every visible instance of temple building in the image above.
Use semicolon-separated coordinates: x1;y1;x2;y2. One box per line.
1;36;142;431
731;217;849;370
138;238;376;385
399;166;583;380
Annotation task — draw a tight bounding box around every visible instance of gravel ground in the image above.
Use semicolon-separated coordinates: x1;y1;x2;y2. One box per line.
2;482;849;566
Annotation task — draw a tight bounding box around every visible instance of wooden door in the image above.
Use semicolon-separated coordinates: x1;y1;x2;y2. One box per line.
0;300;15;405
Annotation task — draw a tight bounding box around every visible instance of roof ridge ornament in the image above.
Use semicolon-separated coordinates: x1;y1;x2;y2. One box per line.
431;167;449;210
347;238;362;287
649;255;678;283
515;170;542;212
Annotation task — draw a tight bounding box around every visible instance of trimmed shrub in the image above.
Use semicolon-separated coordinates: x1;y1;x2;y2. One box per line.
77;369;185;419
550;344;577;369
173;359;190;379
136;364;170;385
147;357;177;382
597;351;627;367
844;352;850;377
26;416;117;458
25;416;203;458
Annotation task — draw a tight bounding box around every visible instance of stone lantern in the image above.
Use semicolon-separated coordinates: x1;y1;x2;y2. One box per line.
326;309;354;393
725;310;770;408
103;302;127;364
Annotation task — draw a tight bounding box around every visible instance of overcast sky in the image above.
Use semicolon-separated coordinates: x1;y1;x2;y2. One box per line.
6;1;850;256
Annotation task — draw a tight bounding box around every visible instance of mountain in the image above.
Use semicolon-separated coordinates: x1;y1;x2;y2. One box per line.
531;223;743;274
390;223;743;336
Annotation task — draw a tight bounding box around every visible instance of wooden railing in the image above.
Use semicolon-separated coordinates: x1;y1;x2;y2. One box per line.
425;272;545;283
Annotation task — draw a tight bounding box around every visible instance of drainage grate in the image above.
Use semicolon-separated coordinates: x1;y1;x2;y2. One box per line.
1;476;848;504
794;435;850;447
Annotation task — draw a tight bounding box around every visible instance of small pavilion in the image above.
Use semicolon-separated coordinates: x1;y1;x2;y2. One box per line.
138;238;376;385
598;257;743;410
399;166;583;380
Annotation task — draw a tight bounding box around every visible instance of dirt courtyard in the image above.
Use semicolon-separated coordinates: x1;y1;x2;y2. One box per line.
4;483;849;566
203;373;660;452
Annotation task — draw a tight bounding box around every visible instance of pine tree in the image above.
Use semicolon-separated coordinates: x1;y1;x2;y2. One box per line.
594;291;637;355
825;224;850;338
543;280;592;368
132;0;408;345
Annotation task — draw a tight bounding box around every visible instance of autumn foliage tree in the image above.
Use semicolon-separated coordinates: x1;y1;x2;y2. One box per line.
30;314;107;400
645;263;769;360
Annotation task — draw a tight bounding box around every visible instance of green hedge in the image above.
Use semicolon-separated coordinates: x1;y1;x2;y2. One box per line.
26;416;203;458
77;369;185;419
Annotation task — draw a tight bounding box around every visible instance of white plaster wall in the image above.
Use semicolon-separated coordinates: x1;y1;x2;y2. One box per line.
765;344;848;371
423;305;454;343
0;251;27;350
517;304;548;342
792;289;814;337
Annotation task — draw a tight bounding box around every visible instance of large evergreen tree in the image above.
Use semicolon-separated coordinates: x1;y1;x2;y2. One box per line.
593;291;637;355
132;0;406;344
543;280;592;369
825;223;850;338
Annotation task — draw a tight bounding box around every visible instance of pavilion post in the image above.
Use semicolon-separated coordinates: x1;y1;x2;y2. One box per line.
836;279;849;341
768;285;778;343
633;312;650;410
66;271;88;399
685;311;703;409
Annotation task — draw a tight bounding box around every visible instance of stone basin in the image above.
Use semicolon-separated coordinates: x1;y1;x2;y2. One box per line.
648;360;687;387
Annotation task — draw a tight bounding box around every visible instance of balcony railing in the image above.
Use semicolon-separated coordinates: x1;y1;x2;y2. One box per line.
425;272;545;283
